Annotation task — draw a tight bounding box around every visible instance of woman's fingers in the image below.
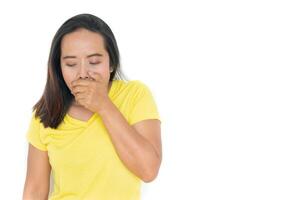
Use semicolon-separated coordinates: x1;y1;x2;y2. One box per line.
71;79;90;87
71;85;88;95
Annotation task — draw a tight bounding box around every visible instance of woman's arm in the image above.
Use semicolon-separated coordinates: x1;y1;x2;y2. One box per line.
97;99;162;183
23;144;51;200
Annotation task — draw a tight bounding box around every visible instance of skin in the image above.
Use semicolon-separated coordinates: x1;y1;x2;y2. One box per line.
60;28;112;115
23;144;51;200
23;28;162;199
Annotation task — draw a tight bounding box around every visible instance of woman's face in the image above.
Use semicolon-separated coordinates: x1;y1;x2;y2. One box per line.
60;28;111;98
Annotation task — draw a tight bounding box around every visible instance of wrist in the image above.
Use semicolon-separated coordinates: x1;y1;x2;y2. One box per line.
97;97;113;115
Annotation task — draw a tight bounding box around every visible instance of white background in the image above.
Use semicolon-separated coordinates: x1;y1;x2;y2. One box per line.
0;0;299;199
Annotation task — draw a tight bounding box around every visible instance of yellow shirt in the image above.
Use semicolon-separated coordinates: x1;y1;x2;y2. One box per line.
26;80;161;200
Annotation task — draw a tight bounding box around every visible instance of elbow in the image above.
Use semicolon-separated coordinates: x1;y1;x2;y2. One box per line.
140;149;162;183
142;171;158;183
141;163;161;183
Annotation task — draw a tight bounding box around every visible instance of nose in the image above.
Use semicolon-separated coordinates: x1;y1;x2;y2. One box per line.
77;60;90;79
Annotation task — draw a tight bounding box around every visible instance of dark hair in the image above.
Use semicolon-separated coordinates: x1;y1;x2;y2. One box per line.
32;13;128;129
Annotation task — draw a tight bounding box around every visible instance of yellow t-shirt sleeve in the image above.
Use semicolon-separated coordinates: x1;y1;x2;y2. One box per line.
128;81;161;125
26;110;47;151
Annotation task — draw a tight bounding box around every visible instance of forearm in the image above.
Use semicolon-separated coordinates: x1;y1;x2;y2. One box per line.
97;99;160;182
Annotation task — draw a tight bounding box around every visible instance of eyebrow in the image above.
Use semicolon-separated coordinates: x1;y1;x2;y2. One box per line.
62;53;103;59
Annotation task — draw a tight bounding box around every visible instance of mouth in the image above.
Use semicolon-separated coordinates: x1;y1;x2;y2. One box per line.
79;77;94;81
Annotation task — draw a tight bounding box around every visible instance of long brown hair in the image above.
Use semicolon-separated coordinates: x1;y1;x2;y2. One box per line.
33;13;127;129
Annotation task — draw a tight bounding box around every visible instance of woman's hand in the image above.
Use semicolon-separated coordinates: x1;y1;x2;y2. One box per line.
70;71;110;113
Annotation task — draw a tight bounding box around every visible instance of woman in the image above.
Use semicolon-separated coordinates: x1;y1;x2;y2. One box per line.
23;13;162;200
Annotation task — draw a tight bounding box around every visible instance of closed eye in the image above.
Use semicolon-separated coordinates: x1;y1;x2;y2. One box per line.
66;62;100;67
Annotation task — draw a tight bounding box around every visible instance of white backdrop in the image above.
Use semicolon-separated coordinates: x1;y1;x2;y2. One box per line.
0;0;299;199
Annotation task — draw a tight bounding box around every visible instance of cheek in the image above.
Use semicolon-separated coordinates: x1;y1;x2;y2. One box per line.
100;58;110;77
89;55;111;81
91;63;110;80
98;65;109;75
61;68;75;89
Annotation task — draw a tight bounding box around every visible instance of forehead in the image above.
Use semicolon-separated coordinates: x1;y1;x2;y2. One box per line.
61;28;106;56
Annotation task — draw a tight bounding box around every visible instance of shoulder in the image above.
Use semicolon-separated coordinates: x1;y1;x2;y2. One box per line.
126;80;155;99
128;80;149;92
126;80;157;104
115;79;147;87
113;79;151;95
30;109;41;125
29;109;48;131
